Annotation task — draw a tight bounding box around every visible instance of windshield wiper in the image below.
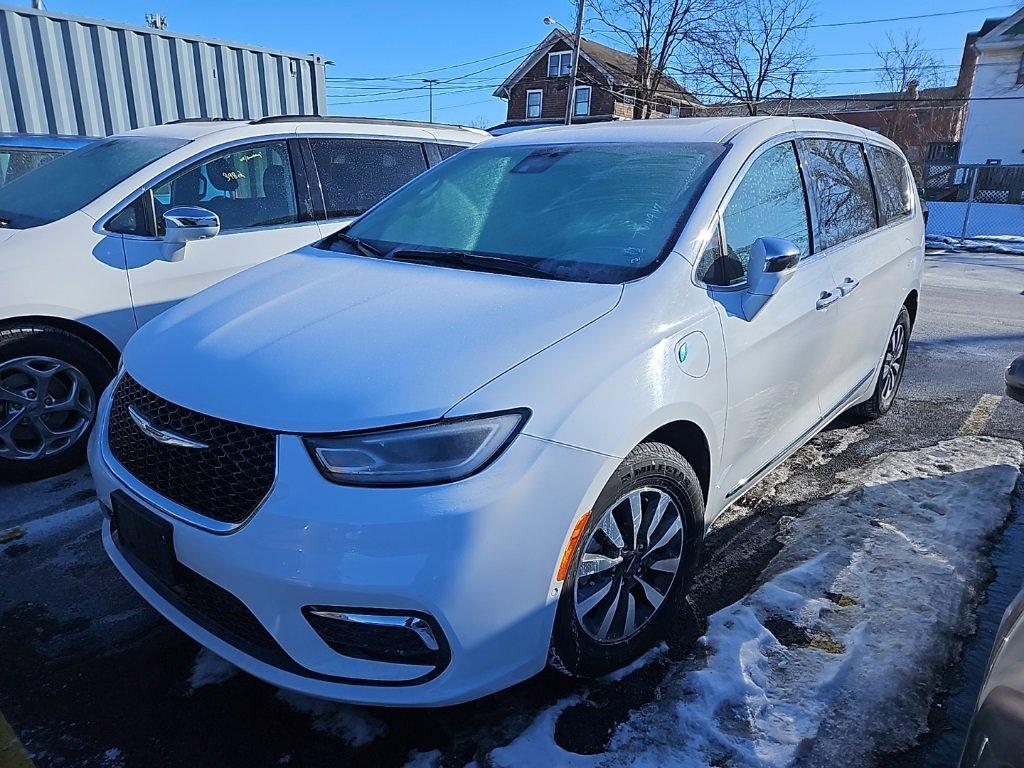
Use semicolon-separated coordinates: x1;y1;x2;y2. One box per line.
331;231;382;258
387;248;552;279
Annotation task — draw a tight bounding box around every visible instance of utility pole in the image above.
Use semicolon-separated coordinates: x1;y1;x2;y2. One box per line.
565;0;585;125
786;72;796;115
423;79;439;123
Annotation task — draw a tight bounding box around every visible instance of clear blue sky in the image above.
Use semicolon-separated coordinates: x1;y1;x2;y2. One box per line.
43;0;1024;127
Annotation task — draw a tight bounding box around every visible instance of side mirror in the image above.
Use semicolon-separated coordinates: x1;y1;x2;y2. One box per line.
743;237;801;319
161;206;220;262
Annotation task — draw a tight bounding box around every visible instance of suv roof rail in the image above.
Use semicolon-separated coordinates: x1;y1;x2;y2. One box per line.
166;117;247;124
249;114;484;132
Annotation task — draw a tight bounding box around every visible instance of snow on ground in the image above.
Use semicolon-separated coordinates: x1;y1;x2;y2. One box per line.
186;648;239;694
926;233;1024;255
275;690;386;747
488;437;1023;768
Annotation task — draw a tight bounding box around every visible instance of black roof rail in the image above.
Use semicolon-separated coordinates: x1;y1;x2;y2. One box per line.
166;117;247;124
249;114;482;131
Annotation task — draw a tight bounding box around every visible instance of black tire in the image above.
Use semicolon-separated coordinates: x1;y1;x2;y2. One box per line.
850;305;912;422
0;325;115;483
549;441;704;678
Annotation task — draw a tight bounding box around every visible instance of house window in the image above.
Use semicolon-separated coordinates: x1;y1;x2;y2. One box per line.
622;88;636;105
526;89;543;119
669;102;681;117
1018;51;1024;85
573;86;591;116
547;51;572;78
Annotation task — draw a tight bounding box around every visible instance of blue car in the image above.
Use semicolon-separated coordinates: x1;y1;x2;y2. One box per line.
0;133;90;188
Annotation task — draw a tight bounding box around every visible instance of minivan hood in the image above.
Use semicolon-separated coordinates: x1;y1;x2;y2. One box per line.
0;228;18;247
126;248;622;433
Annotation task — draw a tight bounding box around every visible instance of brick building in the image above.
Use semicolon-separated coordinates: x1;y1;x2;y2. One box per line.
491;29;699;132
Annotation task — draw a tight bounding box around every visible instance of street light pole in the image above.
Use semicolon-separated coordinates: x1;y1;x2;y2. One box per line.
565;1;585;125
423;79;439;122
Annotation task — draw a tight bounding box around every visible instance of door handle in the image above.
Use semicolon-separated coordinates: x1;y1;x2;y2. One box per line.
838;277;860;296
816;290;840;310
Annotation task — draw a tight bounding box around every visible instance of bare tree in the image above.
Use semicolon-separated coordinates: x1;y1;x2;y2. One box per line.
874;30;943;94
874;30;956;174
683;0;815;115
588;0;720;118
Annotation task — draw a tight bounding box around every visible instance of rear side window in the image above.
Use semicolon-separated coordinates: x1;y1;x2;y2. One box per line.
867;145;913;223
309;138;428;218
437;144;468;161
0;149;65;187
802;139;877;251
699;142;810;287
152;141;299;234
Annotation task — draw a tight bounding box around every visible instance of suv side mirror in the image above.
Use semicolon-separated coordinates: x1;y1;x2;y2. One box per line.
743;237;801;319
161;206;220;262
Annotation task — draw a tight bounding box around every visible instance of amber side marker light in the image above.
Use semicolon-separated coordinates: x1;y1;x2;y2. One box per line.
557;510;592;582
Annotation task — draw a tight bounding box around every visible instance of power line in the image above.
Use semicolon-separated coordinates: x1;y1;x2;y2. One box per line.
807;3;1017;28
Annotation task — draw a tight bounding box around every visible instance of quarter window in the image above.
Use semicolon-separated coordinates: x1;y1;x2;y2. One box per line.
573;86;591;116
548;51;572;77
308;138;428;219
526;90;543;119
700;142;810;287
802;139;877;251
153;141;298;235
867;145;913;223
436;143;468;161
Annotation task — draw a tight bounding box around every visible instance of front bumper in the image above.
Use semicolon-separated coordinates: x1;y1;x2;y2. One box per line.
88;382;614;706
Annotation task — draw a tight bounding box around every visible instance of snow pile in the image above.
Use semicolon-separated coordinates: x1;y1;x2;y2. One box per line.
275;690;385;747
487;437;1023;768
608;436;1022;767
926;233;1024;255
186;648;238;694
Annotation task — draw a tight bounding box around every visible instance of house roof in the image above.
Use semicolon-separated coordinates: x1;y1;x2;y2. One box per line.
493;30;698;106
974;8;1024;46
702;86;963;118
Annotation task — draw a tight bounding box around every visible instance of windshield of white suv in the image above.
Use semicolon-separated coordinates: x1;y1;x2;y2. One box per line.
326;141;727;283
0;136;188;229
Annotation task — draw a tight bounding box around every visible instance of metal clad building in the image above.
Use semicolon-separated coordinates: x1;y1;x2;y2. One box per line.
0;3;326;137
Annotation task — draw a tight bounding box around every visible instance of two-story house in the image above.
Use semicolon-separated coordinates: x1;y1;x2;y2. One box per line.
958;9;1024;164
491;29;699;132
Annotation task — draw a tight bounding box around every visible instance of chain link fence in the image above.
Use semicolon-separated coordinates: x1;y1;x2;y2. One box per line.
922;162;1024;244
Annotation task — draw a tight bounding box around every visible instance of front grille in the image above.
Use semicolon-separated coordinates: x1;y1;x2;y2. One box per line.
107;374;276;524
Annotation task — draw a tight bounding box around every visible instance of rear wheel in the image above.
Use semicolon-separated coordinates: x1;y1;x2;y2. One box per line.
0;326;114;482
550;442;703;677
850;305;911;421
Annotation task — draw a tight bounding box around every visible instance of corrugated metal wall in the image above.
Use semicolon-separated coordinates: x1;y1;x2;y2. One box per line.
0;4;327;137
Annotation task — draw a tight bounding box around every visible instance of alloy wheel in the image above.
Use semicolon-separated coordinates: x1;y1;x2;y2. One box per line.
880;321;907;404
573;487;684;644
0;356;95;461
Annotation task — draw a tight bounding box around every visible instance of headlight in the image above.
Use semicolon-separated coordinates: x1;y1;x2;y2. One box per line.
304;410;529;486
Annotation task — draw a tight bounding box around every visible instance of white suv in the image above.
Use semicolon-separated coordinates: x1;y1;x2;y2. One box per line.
0;117;486;479
90;117;923;706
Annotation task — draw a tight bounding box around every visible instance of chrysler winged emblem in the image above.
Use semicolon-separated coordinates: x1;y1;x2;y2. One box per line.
128;404;209;450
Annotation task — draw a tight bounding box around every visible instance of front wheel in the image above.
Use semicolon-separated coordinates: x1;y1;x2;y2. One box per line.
550;442;704;677
0;326;115;482
850;305;911;421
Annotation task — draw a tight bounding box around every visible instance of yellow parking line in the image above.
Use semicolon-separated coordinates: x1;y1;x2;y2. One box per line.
0;712;35;768
959;394;1003;436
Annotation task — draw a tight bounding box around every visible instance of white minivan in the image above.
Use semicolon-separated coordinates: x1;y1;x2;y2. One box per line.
0;117;486;479
89;117;923;706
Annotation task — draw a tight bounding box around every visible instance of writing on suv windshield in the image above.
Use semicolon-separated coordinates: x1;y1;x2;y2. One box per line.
324;141;727;284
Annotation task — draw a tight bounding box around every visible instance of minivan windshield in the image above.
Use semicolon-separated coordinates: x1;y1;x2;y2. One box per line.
328;141;726;283
0;136;187;229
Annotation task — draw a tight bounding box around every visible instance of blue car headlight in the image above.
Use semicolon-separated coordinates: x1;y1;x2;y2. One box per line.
304;410;529;486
